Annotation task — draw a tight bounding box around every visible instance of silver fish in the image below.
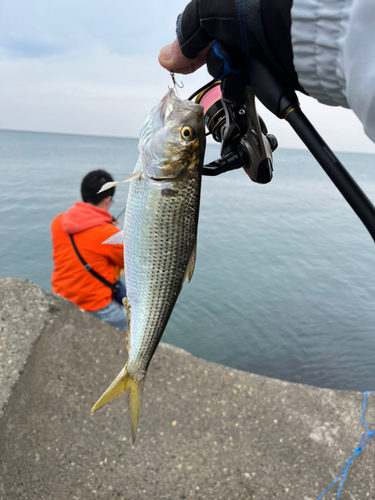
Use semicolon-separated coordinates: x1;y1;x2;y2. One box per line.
92;88;206;441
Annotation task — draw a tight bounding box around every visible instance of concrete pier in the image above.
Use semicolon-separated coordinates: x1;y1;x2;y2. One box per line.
0;278;374;499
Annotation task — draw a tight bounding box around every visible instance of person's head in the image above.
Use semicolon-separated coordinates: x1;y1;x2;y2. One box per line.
81;170;115;210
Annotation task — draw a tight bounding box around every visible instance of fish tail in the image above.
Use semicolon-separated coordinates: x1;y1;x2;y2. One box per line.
91;366;143;442
128;377;145;442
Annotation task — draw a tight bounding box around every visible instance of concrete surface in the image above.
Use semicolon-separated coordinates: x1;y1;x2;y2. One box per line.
0;278;374;500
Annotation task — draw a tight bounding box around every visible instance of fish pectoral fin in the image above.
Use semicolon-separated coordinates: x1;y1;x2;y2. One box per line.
102;230;125;245
184;240;197;283
97;171;142;194
91;366;143;443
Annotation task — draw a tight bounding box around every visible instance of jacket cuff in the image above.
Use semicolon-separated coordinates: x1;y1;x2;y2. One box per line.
291;0;349;107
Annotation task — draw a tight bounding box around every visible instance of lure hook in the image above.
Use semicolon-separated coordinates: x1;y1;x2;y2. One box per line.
170;71;184;89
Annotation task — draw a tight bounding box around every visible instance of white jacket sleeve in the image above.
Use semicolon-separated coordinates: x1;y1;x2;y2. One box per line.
291;0;375;142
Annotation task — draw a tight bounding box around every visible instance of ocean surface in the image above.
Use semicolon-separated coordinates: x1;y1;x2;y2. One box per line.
1;129;375;391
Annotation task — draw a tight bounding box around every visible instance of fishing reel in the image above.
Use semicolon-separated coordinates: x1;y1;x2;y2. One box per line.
190;75;278;183
187;43;375;243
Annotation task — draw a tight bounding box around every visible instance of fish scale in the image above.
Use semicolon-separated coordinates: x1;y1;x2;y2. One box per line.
125;173;201;380
92;88;206;442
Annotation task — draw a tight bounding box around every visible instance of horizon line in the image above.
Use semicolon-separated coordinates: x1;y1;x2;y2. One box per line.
0;127;138;141
0;127;374;155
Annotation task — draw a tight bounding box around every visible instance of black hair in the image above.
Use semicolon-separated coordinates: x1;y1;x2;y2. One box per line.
80;170;115;205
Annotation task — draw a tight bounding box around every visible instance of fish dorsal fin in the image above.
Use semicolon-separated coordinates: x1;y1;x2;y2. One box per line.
97;171;142;194
102;230;125;245
184;240;197;283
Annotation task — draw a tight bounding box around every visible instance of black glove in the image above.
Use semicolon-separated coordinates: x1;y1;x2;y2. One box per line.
176;0;304;94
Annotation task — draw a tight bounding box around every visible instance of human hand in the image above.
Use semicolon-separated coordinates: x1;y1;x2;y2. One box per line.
158;0;301;93
158;39;212;75
158;0;241;76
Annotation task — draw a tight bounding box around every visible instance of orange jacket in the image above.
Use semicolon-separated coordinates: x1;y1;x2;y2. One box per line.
51;202;124;311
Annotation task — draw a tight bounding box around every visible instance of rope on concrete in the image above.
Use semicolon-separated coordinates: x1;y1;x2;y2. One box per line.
316;391;374;499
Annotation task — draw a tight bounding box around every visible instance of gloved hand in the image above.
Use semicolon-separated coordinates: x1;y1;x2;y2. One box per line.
158;0;304;93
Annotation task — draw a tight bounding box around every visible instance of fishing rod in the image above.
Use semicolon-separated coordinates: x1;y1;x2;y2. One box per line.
194;43;375;243
115;207;126;220
111;206;126;225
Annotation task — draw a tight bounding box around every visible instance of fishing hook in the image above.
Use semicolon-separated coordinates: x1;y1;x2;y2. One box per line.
170;71;184;89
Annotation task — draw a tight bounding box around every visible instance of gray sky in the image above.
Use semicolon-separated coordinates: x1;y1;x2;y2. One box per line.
0;0;374;153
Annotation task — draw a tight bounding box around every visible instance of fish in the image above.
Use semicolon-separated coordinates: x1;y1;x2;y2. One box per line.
91;88;206;441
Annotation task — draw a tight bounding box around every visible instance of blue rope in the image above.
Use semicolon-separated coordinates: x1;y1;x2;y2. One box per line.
316;391;374;499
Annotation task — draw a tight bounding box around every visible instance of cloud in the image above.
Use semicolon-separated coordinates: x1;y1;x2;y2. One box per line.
0;45;208;138
0;0;374;153
0;0;185;58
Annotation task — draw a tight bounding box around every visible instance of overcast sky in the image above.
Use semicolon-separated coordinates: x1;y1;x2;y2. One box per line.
1;0;374;153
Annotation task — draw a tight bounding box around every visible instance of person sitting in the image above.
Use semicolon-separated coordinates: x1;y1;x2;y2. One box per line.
51;169;127;331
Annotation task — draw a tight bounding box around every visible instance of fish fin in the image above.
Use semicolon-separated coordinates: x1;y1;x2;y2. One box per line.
102;230;125;245
91;366;142;442
128;377;144;442
97;171;142;193
91;366;129;413
184;241;197;283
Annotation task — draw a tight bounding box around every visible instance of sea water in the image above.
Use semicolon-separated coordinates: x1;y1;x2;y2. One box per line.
1;129;375;390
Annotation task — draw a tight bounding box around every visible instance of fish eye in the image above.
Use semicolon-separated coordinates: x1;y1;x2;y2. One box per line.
181;126;195;141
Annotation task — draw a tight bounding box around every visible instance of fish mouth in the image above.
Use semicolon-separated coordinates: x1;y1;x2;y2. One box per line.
148;174;180;183
149;176;166;182
148;167;188;182
147;159;189;182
